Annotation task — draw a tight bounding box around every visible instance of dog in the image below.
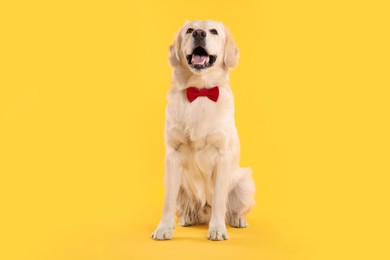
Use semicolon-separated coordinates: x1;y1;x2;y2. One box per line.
152;20;255;241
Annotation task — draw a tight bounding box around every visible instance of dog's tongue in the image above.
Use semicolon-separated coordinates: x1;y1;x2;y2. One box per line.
192;55;209;65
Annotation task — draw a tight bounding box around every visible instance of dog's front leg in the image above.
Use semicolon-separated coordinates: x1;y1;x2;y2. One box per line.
152;151;182;240
208;153;232;241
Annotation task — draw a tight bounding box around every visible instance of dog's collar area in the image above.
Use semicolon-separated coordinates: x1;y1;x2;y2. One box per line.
186;86;219;103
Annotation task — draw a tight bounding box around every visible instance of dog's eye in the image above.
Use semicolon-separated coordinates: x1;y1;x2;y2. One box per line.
186;28;194;34
209;29;218;35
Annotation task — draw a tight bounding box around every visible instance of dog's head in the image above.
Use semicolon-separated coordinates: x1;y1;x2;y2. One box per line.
169;20;239;74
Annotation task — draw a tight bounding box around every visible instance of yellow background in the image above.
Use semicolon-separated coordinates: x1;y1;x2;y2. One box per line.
1;0;389;259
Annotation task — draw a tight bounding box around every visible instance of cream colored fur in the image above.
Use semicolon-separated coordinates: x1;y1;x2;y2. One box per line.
152;20;255;241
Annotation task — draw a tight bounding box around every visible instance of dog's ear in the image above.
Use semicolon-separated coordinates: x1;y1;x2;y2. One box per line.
169;21;190;67
168;31;181;67
224;30;239;68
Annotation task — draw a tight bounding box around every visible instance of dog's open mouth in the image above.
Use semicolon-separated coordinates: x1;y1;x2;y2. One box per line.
186;47;217;70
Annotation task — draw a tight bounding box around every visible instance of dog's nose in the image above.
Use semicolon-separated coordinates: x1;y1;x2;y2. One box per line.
193;29;207;39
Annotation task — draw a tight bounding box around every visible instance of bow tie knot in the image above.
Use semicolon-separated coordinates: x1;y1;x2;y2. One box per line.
186;86;219;103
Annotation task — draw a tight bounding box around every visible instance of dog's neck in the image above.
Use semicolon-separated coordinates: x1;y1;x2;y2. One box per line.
171;66;230;91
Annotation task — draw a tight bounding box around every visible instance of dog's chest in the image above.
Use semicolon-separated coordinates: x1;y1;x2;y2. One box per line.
181;98;221;142
166;90;233;205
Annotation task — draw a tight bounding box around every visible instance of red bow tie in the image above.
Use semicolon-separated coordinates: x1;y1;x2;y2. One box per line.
186;86;219;103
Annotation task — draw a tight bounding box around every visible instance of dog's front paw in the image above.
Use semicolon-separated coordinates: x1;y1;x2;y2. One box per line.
208;225;229;241
229;215;248;228
151;226;173;240
152;221;175;240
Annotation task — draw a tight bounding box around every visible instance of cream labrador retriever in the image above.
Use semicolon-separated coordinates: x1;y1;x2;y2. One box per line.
152;20;255;241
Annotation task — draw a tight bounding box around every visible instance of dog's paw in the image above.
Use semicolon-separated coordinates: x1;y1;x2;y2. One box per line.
151;226;173;240
208;225;229;241
151;221;175;240
229;215;248;228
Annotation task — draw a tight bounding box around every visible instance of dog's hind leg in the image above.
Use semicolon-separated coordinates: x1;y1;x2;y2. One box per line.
226;168;255;228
